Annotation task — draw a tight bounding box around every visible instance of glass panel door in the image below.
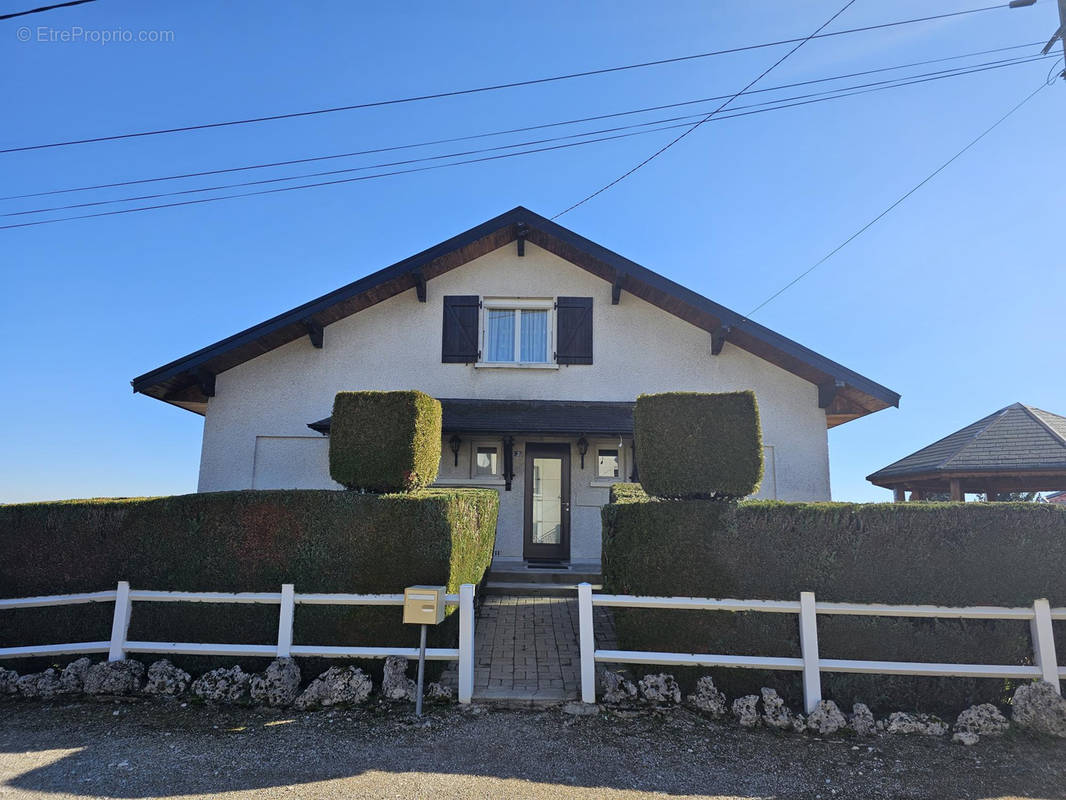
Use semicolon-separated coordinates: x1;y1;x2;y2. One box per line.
524;444;570;561
531;457;562;544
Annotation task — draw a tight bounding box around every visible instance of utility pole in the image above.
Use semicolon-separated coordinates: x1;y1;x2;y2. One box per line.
1040;0;1066;78
1011;0;1066;78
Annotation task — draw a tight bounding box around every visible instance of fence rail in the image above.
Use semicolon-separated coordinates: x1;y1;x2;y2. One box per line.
577;583;1063;711
0;581;476;703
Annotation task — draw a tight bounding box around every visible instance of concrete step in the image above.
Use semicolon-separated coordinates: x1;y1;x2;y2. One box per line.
486;566;602;585
483;581;601;597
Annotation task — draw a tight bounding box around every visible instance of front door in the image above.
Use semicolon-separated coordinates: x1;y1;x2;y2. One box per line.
523;443;571;561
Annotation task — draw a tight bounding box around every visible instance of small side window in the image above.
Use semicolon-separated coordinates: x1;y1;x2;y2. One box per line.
597;449;620;479
474;445;500;477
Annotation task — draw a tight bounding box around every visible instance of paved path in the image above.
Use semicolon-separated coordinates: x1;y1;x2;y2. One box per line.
472;595;616;703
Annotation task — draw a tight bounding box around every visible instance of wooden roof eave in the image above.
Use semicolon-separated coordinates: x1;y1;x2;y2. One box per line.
132;207;900;421
869;468;1066;492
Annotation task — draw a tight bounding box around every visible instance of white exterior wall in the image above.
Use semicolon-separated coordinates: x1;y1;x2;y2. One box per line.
197;242;830;561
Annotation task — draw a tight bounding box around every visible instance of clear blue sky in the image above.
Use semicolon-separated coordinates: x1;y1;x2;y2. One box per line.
2;0;1064;504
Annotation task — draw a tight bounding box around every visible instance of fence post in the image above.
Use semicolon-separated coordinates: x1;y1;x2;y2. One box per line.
799;591;822;713
458;583;475;704
1031;598;1061;693
276;583;295;658
578;582;596;704
108;581;132;662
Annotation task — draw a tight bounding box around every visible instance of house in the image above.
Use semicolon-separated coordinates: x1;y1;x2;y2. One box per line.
1048;491;1066;505
132;206;899;566
867;403;1066;501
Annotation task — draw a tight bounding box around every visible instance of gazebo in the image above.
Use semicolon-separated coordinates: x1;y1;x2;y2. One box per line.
867;403;1066;502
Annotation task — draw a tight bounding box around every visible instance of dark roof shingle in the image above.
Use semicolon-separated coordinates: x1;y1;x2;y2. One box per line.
867;403;1066;484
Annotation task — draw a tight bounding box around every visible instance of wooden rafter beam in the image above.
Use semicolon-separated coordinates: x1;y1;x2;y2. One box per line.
515;222;528;257
195;369;216;398
413;271;427;303
710;325;731;356
612;272;625;305
818;379;845;409
301;319;324;349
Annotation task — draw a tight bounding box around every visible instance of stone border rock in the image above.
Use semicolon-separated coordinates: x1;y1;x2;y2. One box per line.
5;657;1064;745
1011;680;1066;738
0;656;453;711
294;665;372;710
596;670;1066;744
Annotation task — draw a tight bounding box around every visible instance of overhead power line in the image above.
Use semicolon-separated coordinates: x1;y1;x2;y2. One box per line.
0;52;1053;231
552;0;860;219
740;82;1048;320
0;2;1018;155
0;0;95;21
0;128;722;231
0;41;1043;203
2;52;1051;219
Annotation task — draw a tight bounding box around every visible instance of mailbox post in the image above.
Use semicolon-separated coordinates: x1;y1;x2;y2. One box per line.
403;585;446;717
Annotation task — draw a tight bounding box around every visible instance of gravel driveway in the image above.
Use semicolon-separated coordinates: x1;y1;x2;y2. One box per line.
1;698;1064;799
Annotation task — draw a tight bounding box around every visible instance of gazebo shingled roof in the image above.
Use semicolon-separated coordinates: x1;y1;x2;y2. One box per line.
867;403;1066;501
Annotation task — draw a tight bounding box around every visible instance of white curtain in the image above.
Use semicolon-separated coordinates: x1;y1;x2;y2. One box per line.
486;309;515;362
520;309;548;362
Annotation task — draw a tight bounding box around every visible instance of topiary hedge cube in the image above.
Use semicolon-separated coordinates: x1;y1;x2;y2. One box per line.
329;390;442;492
634;391;763;498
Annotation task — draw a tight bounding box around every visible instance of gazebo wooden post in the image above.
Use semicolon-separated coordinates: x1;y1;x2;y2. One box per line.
893;486;906;503
950;478;963;502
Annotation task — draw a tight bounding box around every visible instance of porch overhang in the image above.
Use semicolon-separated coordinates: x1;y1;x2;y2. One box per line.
308;398;635;437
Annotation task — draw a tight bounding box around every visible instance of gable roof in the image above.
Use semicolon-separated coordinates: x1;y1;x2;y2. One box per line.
131;206;899;426
867;403;1066;486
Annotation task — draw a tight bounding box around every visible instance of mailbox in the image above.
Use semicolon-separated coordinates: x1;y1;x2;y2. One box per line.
403;585;446;625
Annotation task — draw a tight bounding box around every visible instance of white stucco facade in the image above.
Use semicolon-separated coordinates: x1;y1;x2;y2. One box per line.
196;242;831;563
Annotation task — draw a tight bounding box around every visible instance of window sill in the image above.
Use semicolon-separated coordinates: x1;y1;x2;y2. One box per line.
589;480;621;488
474;362;560;370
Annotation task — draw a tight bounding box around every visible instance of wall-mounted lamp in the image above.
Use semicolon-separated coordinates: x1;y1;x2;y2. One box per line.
449;435;462;467
576;436;589;469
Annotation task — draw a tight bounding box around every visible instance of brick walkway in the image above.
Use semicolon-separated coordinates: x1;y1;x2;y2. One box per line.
472;595;616;703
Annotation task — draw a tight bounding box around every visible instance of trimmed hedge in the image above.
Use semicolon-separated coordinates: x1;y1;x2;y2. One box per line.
0;489;497;676
602;491;1066;713
329;391;442;492
634;392;763;498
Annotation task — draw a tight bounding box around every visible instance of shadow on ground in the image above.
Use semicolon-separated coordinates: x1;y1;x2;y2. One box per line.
1;698;1065;799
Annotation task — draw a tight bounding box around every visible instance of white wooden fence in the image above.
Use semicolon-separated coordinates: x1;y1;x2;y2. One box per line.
0;581;477;704
577;583;1064;711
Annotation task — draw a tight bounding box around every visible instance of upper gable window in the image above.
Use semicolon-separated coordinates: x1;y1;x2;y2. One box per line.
441;295;592;366
482;299;552;365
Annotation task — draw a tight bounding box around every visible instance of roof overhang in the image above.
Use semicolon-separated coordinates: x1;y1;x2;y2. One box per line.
869;467;1066;492
132;206;900;426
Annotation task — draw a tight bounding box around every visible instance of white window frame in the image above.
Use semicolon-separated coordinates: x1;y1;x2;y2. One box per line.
478;298;556;368
471;441;502;480
590;439;627;486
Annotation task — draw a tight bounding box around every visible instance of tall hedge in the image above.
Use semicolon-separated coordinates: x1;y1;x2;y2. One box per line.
0;489;497;676
634;391;763;498
329;391;442;492
602;490;1066;713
